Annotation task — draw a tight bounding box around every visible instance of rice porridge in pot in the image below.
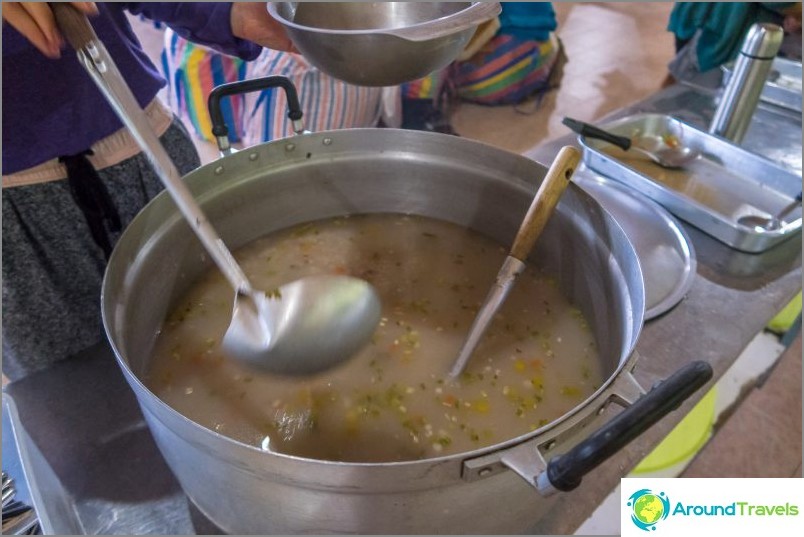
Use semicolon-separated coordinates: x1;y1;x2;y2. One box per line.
147;214;601;462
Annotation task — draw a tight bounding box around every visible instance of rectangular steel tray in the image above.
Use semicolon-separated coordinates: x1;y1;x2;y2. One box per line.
578;113;802;253
723;57;802;114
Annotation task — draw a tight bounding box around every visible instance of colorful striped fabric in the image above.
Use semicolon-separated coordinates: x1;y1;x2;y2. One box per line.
401;32;559;106
400;67;449;100
455;33;559;105
161;30;385;146
162;30;247;142
239;50;384;147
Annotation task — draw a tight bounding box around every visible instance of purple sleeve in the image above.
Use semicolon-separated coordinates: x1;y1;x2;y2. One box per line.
122;2;262;60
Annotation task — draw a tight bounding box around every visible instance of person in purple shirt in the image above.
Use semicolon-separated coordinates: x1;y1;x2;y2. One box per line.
1;2;295;380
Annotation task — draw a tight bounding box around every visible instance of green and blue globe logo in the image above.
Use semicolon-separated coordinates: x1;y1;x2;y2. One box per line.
627;489;671;531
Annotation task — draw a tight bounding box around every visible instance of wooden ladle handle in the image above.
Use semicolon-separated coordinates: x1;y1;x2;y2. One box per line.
51;2;97;50
509;146;581;262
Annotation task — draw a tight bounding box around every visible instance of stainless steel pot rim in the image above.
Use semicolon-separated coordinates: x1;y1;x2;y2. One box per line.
103;127;645;468
267;2;482;37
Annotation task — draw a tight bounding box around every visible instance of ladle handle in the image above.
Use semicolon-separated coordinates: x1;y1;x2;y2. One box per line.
52;3;254;296
51;2;94;49
509;146;581;262
562;117;632;151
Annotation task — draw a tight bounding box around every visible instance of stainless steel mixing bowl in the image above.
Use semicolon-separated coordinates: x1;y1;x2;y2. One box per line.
267;2;501;86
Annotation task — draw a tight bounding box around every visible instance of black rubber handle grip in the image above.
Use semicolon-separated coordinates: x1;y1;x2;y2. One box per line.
562;117;632;151
208;76;303;138
545;360;714;492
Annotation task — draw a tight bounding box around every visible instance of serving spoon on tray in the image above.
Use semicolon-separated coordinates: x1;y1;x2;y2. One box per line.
53;4;381;376
449;146;581;379
563;117;699;169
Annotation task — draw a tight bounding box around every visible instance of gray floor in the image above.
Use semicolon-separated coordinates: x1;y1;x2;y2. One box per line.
683;331;802;479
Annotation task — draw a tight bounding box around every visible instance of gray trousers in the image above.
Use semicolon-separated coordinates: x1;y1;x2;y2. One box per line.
2;119;201;381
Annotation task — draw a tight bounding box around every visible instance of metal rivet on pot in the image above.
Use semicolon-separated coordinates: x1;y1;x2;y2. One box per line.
249;152;259;161
544;440;556;451
323;138;332;146
285;143;295;152
214;166;224;175
478;467;493;477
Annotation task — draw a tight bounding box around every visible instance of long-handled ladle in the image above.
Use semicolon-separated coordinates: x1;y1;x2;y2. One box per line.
449;146;581;379
53;4;381;376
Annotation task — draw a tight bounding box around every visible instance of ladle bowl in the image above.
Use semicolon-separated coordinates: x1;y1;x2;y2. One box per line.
224;275;381;375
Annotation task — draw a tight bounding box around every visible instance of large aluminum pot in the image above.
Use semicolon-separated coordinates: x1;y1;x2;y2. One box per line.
102;78;711;534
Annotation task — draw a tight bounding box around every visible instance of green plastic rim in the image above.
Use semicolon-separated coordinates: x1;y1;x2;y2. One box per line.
631;386;717;474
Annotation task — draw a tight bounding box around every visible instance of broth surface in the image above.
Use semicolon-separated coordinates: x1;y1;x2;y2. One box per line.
148;214;601;462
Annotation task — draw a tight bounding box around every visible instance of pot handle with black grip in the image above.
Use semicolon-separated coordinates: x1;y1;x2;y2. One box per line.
535;360;713;495
208;76;306;155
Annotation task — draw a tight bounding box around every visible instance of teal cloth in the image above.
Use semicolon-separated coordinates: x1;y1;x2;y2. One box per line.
499;2;557;42
667;2;792;71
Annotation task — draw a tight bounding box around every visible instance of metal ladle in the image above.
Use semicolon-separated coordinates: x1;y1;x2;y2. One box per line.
53;5;381;376
563;117;699;169
738;193;802;231
449;146;581;379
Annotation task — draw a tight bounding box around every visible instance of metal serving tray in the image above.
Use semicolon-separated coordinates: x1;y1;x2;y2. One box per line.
723;57;802;113
578;113;802;253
